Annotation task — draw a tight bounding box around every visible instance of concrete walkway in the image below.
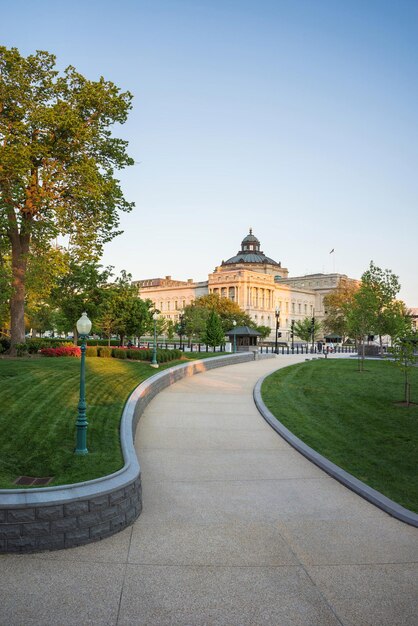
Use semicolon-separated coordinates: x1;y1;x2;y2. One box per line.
1;356;417;625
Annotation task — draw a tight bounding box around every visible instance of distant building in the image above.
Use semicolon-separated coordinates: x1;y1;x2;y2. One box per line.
133;229;358;341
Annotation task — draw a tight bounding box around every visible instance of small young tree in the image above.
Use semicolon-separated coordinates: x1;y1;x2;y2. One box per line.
391;318;418;406
345;287;376;372
201;310;225;350
165;319;176;341
360;261;402;355
293;318;321;347
256;325;271;340
183;305;209;342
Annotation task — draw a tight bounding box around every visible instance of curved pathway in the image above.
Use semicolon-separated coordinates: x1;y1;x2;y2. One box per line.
0;356;417;625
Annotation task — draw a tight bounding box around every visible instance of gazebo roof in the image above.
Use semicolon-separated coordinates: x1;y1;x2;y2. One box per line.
227;326;262;336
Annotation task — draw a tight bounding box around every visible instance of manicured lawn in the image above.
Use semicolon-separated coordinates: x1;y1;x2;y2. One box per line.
0;354;221;489
261;359;418;512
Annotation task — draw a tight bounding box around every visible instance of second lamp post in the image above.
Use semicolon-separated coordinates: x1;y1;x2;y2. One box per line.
274;306;280;354
151;311;159;368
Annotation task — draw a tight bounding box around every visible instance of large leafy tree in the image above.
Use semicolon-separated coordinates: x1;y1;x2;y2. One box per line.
346;286;377;370
96;272;153;345
0;241;11;332
50;259;113;340
184;293;253;338
0;47;134;352
323;278;358;341
360;261;403;354
25;244;69;334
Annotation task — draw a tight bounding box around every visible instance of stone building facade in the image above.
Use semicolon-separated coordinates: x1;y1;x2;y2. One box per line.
134;230;358;342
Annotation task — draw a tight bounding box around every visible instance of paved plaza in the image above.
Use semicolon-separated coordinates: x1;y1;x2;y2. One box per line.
0;356;417;625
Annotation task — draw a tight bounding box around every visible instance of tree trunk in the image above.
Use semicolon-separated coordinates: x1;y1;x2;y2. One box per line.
379;334;384;357
73;327;78;345
10;236;30;355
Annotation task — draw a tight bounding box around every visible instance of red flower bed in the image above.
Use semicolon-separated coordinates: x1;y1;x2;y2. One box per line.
40;346;81;357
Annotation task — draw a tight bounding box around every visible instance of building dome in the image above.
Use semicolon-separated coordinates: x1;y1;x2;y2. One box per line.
221;228;281;268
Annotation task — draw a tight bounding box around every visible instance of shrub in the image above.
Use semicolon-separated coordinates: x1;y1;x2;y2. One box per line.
40;346;81;357
15;343;28;357
79;338;120;347
26;338;73;353
127;349;142;360
0;337;11;353
86;346;98;357
98;346;112;358
113;348;128;359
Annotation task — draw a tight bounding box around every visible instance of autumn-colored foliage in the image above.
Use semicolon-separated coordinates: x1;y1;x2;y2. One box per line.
40;346;81;357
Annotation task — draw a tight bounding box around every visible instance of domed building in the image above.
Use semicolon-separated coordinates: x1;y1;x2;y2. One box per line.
220;228;287;277
135;229;357;341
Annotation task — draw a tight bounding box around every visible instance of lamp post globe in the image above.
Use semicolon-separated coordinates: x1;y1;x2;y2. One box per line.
232;319;237;353
151;311;159;368
75;312;92;455
274;306;280;354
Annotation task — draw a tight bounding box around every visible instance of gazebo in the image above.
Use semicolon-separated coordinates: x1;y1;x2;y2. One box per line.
226;326;262;351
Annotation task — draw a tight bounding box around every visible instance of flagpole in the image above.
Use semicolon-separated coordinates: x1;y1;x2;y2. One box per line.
329;249;335;274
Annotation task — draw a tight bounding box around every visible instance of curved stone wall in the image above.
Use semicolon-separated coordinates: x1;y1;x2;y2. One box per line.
0;352;255;553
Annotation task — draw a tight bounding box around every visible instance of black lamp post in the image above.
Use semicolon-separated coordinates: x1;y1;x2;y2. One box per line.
151;311;159;368
178;311;185;350
232;319;237;353
274;306;280;354
311;311;315;353
291;319;295;353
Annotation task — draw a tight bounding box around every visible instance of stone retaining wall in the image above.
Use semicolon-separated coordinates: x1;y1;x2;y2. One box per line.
0;352;255;553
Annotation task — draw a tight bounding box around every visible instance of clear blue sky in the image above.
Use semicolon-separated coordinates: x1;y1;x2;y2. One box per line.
2;0;417;304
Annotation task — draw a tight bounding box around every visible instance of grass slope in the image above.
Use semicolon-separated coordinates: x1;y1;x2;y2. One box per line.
261;359;418;512
0;356;191;488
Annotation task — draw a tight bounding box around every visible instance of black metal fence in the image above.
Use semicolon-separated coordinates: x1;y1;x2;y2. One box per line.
142;342;227;353
258;344;357;355
139;342;357;355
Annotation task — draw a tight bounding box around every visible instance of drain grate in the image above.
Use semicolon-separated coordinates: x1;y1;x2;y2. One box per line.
14;476;53;486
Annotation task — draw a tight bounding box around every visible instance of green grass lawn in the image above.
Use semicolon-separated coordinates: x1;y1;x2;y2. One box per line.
261;359;418;512
0;353;223;489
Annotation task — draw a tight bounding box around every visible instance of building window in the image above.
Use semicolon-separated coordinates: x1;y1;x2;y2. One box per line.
160;302;163;311
304;304;307;314
298;303;301;313
292;303;295;314
175;301;178;310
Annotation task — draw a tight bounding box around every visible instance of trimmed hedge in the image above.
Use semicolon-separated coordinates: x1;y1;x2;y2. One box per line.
86;346;99;357
26;338;73;354
78;338;120;347
98;346;112;358
111;347;182;363
40;346;81;357
113;348;128;359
